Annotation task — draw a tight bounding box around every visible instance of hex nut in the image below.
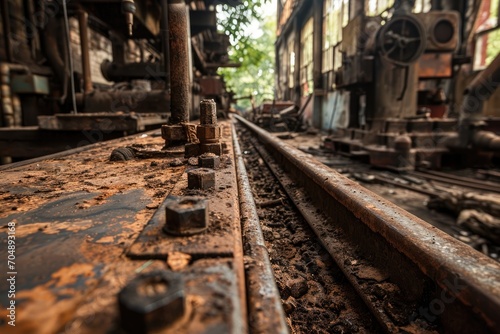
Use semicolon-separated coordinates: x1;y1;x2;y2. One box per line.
161;124;187;141
200;143;222;156
184;142;200;158
197;125;222;143
187;168;215;189
118;270;185;334
198;154;220;169
164;196;208;235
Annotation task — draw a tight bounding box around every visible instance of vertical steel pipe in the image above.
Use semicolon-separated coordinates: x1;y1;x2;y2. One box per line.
168;0;190;124
78;8;93;94
161;0;170;91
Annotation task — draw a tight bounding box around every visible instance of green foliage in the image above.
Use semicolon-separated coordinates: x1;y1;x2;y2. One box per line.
217;1;276;111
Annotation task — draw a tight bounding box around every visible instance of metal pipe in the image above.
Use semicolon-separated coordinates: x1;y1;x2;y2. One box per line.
161;0;170;91
231;122;289;334
78;8;93;94
78;90;169;113
101;60;166;82
168;0;190;124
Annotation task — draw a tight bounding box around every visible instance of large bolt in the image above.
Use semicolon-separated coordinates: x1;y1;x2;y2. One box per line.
164;196;208;235
187;168;215;189
196;125;222;143
198;153;220;169
200;99;217;125
184;142;200;158
200;143;222;156
118;270;185;334
161;124;187;142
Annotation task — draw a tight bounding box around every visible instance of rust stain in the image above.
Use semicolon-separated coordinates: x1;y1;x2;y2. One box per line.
11;220;95;238
0;263;97;334
51;263;95;288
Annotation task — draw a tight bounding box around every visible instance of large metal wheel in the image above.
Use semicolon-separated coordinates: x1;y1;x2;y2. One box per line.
377;15;426;66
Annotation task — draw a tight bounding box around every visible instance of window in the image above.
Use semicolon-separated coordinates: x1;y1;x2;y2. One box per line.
474;0;500;70
288;35;295;89
300;17;314;96
413;0;431;13
279;44;287;88
322;0;349;73
477;0;499;33
366;0;394;16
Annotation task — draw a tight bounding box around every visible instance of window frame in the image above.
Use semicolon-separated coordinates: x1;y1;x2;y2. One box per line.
300;17;314;96
322;0;350;75
473;0;500;70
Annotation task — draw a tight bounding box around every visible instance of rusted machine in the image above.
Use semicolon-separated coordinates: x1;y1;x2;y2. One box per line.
0;0;239;163
325;0;499;170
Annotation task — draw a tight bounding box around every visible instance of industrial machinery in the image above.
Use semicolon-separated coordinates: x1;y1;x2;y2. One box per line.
0;0;239;163
275;0;500;171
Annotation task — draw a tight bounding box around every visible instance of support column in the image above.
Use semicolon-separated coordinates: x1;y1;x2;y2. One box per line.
168;0;190;125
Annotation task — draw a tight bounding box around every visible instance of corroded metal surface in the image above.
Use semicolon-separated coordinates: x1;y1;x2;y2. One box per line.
0;121;246;333
235;114;500;332
232;122;289;334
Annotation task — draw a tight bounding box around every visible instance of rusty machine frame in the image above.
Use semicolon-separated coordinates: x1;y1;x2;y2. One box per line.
0;0;239;162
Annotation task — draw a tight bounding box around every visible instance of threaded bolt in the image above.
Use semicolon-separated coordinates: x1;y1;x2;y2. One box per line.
200;99;217;125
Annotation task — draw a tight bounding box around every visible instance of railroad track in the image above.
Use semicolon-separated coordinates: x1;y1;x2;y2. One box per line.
234;115;500;334
410;169;500;194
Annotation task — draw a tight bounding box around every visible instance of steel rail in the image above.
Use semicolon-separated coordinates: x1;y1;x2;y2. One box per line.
411;170;500;194
232;122;289;334
235;114;500;333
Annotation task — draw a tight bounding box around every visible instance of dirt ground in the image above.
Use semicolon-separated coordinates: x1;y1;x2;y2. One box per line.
238;128;381;334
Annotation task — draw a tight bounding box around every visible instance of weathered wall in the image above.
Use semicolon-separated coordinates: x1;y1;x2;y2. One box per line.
321;90;349;131
69;18;112;85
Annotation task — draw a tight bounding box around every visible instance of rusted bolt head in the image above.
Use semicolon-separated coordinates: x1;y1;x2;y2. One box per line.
199;99;217;125
184;142;200;158
161;124;187;142
164;196;208;235
198;153;220;169
197;125;222;143
187;168;215;189
118;270;185;334
200;143;222;156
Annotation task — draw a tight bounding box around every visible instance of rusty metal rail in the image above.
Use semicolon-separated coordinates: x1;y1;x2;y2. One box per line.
412;169;500;194
232;123;289;334
235;114;500;333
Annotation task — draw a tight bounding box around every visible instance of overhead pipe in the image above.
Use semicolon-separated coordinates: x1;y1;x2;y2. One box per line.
168;0;190;124
101;60;167;82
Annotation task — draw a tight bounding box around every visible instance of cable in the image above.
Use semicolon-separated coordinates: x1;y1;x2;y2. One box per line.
62;0;78;114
